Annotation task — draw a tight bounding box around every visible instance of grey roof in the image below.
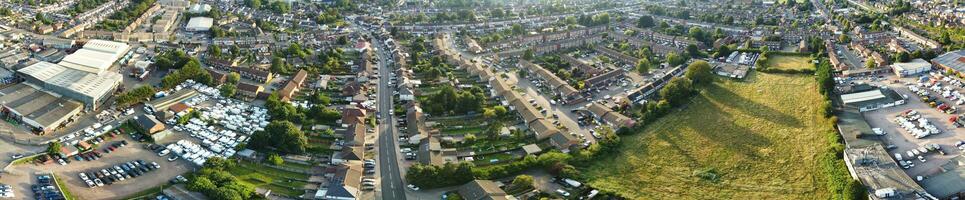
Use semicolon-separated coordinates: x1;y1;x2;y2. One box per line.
932;50;965;72
458;180;511;200
19;61;122;101
134;114;164;133
920;155;965;198
0;83;82;129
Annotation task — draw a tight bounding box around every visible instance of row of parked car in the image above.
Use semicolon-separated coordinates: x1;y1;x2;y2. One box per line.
77;160;161;188
33;175;64;200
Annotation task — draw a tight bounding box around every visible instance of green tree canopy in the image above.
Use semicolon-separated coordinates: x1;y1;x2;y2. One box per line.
684;61;714;86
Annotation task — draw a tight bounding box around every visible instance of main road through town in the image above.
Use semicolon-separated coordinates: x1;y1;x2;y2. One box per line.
371;34;407;200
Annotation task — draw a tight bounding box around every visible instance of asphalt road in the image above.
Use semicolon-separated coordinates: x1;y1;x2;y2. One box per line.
370;35;407;200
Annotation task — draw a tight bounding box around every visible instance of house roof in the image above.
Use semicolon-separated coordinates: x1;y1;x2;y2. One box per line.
458;180;511;200
521;144;542;154
135;114;164;134
236;82;262;93
549;132;579;151
326;161;363;199
335;146;364;161
169;102;190;113
586;103;612;117
341;122;365;146
341;107;366;125
530;119;559;140
419;137;445;165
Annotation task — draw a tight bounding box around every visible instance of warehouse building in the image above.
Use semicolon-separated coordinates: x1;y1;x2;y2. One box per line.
932;50;965;77
16;39;129;111
185;17;214;32
891;58;931;78
0;83;83;134
18;62;123;110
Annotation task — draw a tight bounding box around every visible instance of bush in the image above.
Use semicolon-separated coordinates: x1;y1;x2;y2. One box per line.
187;158;255;200
267;154;284;165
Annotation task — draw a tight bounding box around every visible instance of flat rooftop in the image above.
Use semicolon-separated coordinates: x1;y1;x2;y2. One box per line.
920;155;965;198
846;145;930;199
0;83;82;129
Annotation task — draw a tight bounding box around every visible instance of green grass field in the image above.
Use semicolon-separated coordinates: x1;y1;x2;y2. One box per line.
765;55;814;71
227;160;309;197
583;72;833;199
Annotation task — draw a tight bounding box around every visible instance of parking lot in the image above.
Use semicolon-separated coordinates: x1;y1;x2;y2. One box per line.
2;135;194;200
861;76;965;178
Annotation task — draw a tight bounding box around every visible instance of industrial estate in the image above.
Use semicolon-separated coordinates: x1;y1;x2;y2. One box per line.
0;0;965;199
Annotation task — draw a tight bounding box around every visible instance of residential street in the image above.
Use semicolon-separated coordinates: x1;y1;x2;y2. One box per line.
370;34;407;200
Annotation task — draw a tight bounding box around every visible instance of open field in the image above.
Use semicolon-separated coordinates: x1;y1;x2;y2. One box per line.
766;55;814;71
227;160;309;197
583;72;833;199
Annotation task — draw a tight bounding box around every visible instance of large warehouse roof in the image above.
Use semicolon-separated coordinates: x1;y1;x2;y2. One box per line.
933;50;965;72
841;89;886;104
186;17;213;31
18;61;123;101
58;39;130;74
0;83;82;129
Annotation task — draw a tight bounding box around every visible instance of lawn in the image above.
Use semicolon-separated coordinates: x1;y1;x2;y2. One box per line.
583;72;833;199
765;55;814;71
227;160;309;197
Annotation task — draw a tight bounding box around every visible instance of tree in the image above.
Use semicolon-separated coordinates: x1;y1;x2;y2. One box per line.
187;177;217;192
271;57;288;74
715;45;732;58
511;23;524;35
244;0;261;9
267;154;284;165
227;72;240;84
510;175;535;190
522;49;535;60
637;15;655;28
46;142;62;156
310;92;332;105
464;134;477;144
686;44;701;58
220;84;236;97
248;121;308;154
209;46;222;58
685;61;714;86
666;52;688;67
493;106;508;117
337;35;349;45
659;77;695;107
636;58;651;74
269;1;290;14
482;108;497;119
865;58;877;69
838;34;850;43
895;51;911;63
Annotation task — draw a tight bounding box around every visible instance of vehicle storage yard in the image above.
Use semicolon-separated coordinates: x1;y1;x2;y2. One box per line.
861;75;965;179
2;135;193;200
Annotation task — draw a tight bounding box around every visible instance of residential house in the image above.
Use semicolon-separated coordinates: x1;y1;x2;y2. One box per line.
235;82;263;101
458;180;515;200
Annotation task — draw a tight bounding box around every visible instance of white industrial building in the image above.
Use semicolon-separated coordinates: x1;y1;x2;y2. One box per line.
16;39;129;111
58;39;131;74
892;58;932;78
187;4;211;13
185;17;214;32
